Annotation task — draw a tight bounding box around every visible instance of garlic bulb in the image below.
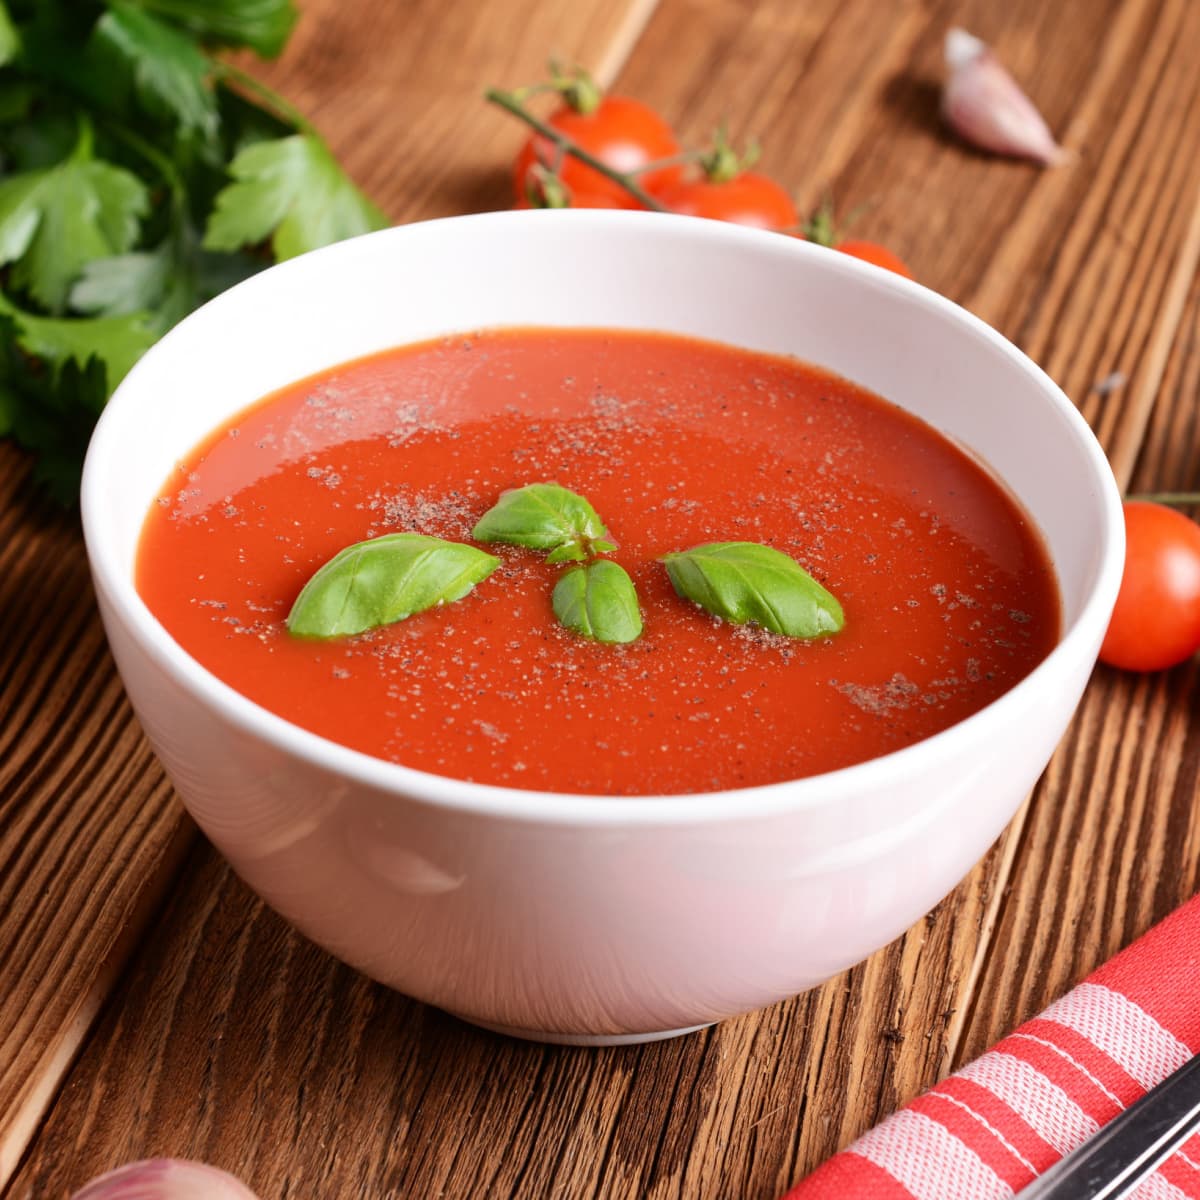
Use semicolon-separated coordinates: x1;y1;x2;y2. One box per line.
942;28;1066;165
69;1159;261;1200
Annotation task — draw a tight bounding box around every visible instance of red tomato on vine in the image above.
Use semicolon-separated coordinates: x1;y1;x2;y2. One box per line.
516;164;645;210
834;238;914;279
798;202;914;279
512;91;682;207
655;171;798;230
1099;500;1200;672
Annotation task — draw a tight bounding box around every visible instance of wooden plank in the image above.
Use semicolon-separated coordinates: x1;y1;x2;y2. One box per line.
613;0;1200;1177
245;0;663;220
0;846;981;1200
0;0;655;1189
958;240;1200;1061
905;0;1200;1071
8;0;1200;1196
0;450;193;1184
944;0;1200;1063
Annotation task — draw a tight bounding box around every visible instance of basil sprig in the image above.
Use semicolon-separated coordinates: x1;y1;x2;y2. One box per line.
287;533;500;639
283;487;844;650
472;483;616;563
661;541;844;639
552;560;643;644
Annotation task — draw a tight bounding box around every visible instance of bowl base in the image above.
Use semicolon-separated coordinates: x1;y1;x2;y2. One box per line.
448;1012;714;1046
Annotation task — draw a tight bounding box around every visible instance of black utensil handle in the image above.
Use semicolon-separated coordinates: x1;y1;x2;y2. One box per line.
1017;1053;1200;1199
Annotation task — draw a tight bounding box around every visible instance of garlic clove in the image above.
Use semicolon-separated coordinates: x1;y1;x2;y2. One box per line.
942;28;1066;166
69;1159;261;1200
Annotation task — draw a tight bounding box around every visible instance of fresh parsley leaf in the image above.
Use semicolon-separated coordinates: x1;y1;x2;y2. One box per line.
552;560;643;643
0;0;380;502
93;4;220;145
71;221;263;333
0;290;156;385
69;246;171;318
0;2;20;66
661;541;844;638
0;79;34;124
203;133;386;259
193;241;265;296
0;316;109;504
0;101;78;171
12;308;156;386
14;1;103;47
138;0;299;59
14;19;120;132
287;534;501;639
0;125;149;312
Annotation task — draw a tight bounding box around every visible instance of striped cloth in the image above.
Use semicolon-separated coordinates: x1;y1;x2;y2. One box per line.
785;894;1200;1199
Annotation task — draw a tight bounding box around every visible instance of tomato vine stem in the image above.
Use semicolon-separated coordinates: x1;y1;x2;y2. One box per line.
484;87;669;212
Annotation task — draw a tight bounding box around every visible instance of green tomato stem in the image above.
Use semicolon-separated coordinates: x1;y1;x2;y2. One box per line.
697;125;759;184
510;82;561;104
484;87;668;212
802;195;878;246
548;64;603;115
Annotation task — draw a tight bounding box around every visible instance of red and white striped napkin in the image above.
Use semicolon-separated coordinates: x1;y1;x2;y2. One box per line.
785;893;1200;1200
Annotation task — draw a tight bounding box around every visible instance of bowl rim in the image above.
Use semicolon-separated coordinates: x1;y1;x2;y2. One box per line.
82;209;1126;827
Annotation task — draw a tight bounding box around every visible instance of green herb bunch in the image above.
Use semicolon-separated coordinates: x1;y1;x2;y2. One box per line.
0;0;387;502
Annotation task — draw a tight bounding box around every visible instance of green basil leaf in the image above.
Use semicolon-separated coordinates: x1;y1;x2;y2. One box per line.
661;541;843;638
287;533;500;639
544;542;587;564
552;560;642;644
472;483;611;559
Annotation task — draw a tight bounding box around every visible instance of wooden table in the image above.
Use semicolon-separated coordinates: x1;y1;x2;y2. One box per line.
4;1;1200;1196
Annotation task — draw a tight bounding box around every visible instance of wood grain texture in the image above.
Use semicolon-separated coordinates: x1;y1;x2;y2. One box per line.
0;447;193;1183
0;0;655;1190
957;244;1200;1061
5;0;1200;1196
241;0;662;221
1;847;982;1200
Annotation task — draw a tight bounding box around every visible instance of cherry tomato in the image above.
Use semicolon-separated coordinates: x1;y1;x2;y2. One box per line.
513;96;683;207
796;204;915;279
516;171;645;210
1099;500;1200;671
835;238;913;279
655;171;798;230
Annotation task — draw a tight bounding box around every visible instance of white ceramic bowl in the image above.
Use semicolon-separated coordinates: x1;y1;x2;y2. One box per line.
82;211;1123;1044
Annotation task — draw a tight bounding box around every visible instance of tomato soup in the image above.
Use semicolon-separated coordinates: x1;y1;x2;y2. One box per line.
137;328;1060;795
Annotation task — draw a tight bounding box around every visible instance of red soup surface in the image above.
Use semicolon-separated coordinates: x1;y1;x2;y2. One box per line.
137;328;1060;795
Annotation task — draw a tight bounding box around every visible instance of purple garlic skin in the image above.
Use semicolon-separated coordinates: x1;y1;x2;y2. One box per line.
69;1158;262;1200
942;28;1066;165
